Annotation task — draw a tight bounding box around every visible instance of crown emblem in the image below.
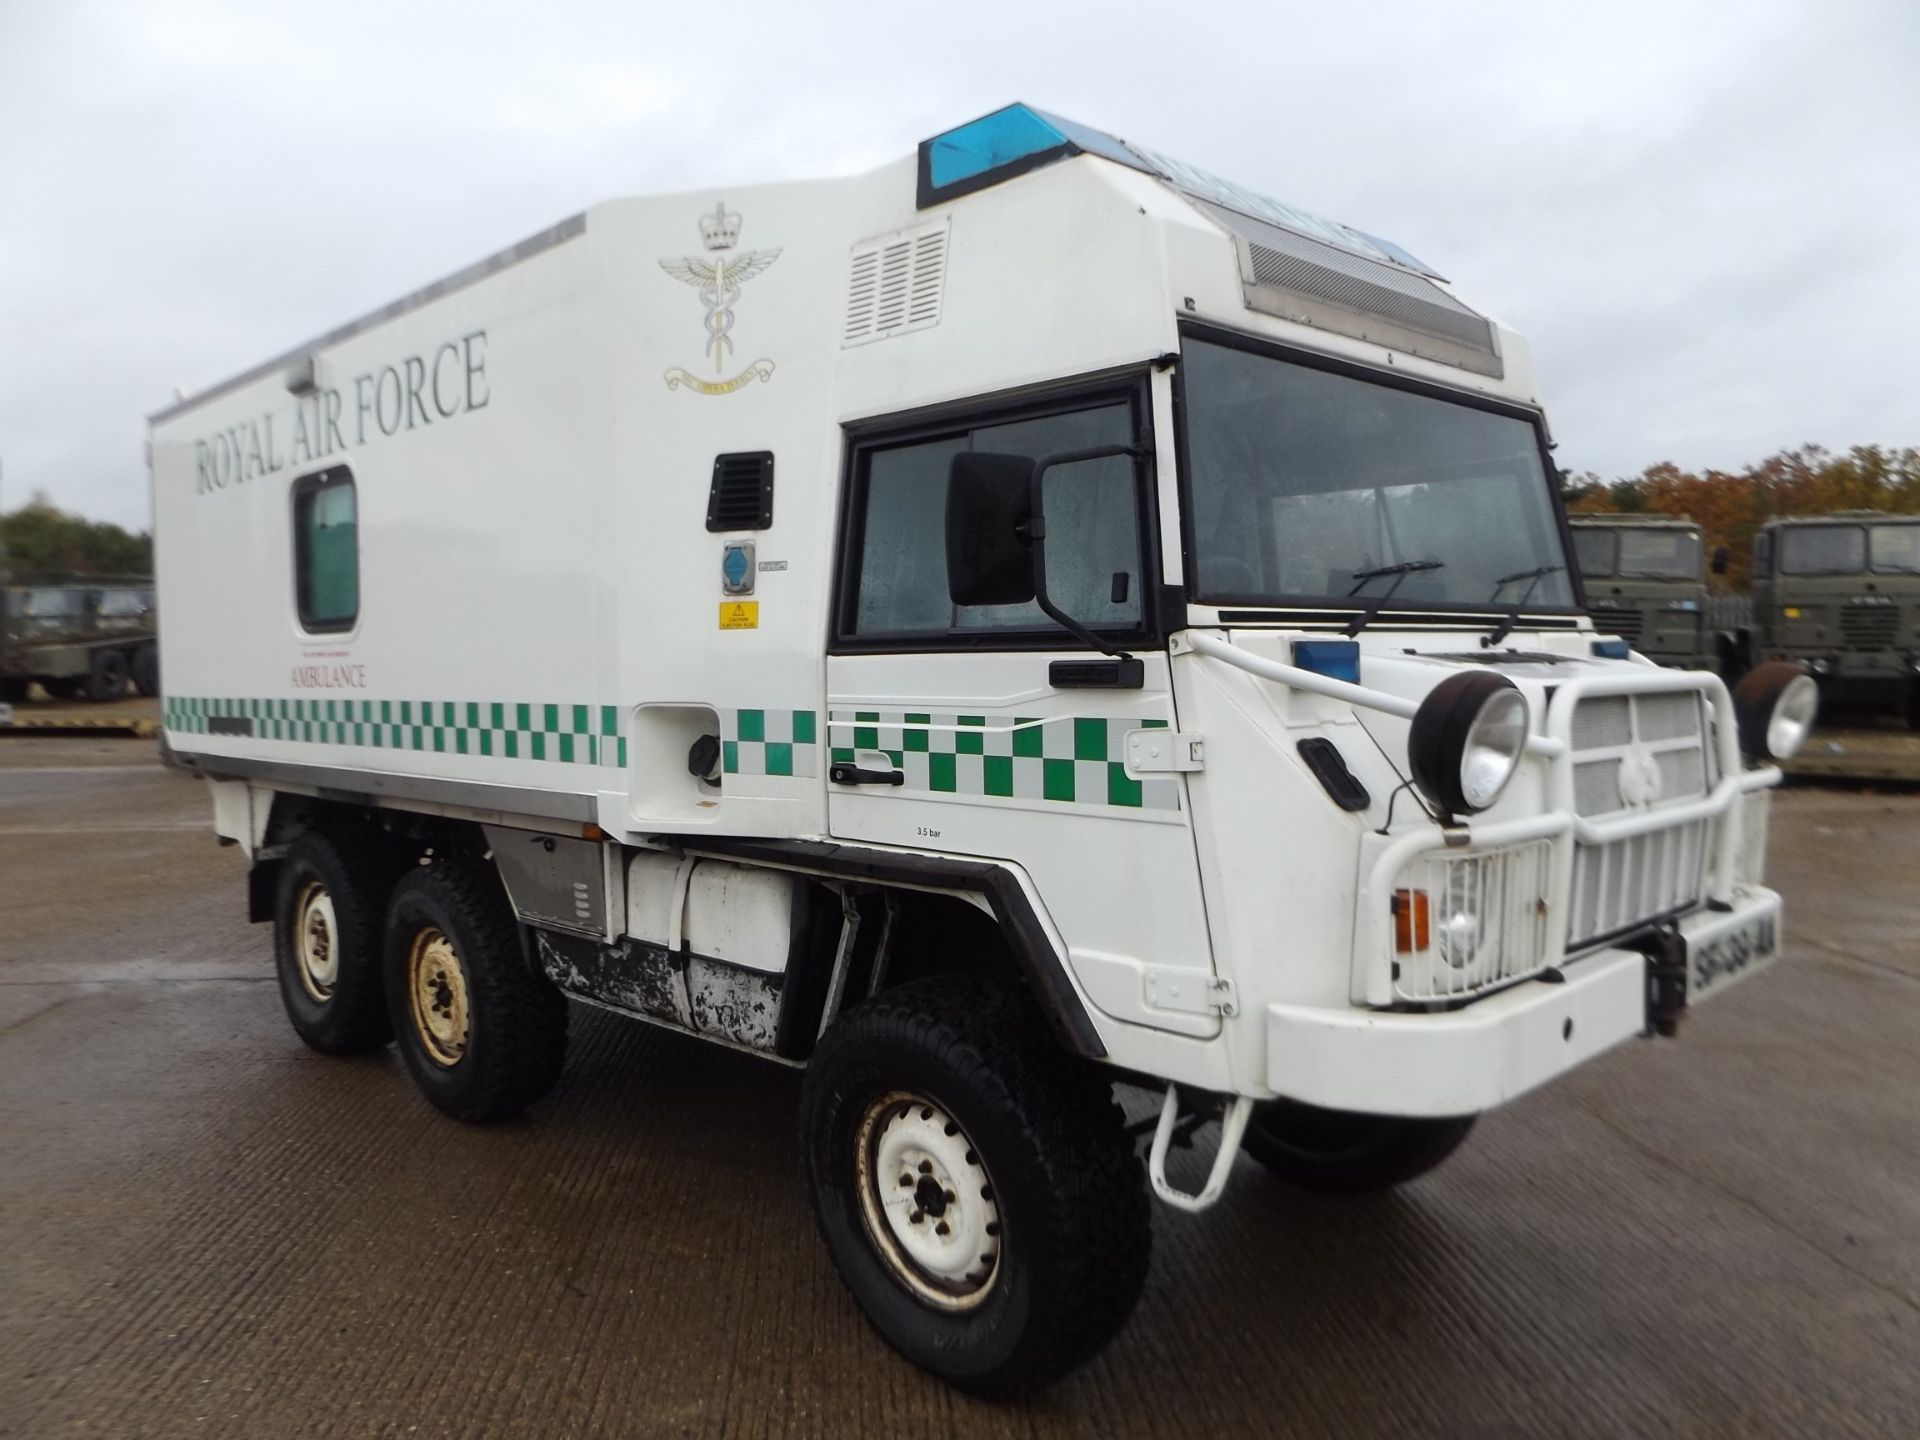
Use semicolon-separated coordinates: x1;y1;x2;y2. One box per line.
698;201;742;251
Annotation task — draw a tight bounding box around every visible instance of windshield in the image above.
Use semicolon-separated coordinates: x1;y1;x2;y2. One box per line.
1572;529;1617;577
1181;338;1575;609
22;589;85;618
1618;528;1701;580
1871;524;1920;573
1780;526;1866;575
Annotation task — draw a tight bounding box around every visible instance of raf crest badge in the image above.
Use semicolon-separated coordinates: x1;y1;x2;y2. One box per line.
659;201;780;395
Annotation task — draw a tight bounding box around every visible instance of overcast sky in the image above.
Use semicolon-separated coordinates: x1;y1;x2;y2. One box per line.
2;0;1916;531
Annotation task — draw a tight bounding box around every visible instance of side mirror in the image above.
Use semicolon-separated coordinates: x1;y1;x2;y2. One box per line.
1711;545;1731;576
946;452;1037;606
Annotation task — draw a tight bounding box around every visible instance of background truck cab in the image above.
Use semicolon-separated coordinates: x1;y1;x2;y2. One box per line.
1570;514;1718;668
1749;511;1920;727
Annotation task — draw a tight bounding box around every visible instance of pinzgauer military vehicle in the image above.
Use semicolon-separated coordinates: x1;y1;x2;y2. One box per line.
0;573;158;703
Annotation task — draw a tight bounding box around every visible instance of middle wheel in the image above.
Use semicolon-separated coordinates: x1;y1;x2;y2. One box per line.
383;860;568;1123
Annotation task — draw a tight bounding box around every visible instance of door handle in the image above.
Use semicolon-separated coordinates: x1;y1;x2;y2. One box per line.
830;763;904;786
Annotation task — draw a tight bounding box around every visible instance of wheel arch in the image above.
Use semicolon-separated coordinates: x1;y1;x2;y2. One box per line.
688;837;1106;1059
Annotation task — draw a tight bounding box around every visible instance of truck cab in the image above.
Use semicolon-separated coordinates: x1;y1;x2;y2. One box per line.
1569;515;1713;668
1750;511;1920;726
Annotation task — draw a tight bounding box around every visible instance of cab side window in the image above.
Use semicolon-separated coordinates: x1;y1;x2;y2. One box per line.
840;398;1146;645
293;466;359;633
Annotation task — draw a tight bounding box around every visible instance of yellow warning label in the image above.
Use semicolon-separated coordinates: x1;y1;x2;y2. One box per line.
718;601;760;630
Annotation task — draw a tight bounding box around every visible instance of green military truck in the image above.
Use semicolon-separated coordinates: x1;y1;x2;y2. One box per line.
0;574;159;703
1570;515;1724;668
1747;511;1920;727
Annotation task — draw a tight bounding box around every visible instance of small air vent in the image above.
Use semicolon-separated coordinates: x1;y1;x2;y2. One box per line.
843;219;949;347
706;452;774;532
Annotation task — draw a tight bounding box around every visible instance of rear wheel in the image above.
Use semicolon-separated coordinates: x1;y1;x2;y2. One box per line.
86;648;128;702
799;978;1149;1399
132;645;160;698
383;861;567;1122
1241;1101;1476;1192
272;828;398;1053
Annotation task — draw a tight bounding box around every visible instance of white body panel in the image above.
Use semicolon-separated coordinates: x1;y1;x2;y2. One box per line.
156;125;1784;1118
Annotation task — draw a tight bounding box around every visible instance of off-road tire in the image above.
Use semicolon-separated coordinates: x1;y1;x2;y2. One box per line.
132;645;160;698
86;648;129;702
383;860;567;1123
273;828;400;1054
800;978;1149;1399
1241;1101;1476;1192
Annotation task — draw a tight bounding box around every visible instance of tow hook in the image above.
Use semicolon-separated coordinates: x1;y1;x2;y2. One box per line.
1634;923;1688;1038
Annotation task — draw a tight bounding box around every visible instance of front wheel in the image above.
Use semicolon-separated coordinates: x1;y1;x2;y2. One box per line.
799;979;1149;1399
1241;1101;1476;1192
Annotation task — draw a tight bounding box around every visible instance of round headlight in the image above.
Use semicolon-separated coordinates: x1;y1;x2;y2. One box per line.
1409;672;1531;816
1732;661;1819;762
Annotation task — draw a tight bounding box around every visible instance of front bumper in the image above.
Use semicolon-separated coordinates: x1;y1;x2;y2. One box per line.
1264;884;1783;1118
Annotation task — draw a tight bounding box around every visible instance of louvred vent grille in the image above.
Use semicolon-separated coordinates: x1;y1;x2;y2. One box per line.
706;452;774;532
844;220;949;347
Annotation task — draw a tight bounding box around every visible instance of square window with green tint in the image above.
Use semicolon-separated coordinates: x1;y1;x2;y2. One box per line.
736;709;765;742
791;710;816;745
766;742;793;776
1074;717;1108;761
1012;719;1044;758
1043;758;1076;802
1107;762;1143;807
929;752;957;793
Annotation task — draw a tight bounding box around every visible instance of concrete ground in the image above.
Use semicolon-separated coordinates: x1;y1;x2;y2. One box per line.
1;738;1915;1439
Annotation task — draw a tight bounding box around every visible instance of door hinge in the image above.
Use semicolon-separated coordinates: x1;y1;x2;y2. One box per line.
1144;967;1237;1018
1126;729;1204;773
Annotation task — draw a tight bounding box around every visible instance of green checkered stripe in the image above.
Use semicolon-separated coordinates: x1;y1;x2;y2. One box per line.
828;712;1180;811
720;708;819;778
163;696;628;766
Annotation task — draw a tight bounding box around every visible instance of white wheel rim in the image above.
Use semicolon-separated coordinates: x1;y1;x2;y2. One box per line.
295;882;339;1002
855;1092;1000;1311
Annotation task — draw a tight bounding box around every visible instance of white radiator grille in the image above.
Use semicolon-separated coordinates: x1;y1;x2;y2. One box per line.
1564;686;1716;946
1568;817;1714;947
1393;840;1555;1003
843;220;949;347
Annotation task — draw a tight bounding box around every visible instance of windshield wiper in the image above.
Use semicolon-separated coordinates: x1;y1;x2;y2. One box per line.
1349;559;1444;596
1344;559;1444;636
1484;564;1564;646
1488;564;1563;604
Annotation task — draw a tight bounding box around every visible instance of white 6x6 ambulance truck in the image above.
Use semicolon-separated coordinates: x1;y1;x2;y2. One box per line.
151;105;1818;1396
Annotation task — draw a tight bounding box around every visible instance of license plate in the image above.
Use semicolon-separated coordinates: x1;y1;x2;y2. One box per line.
1686;906;1780;1002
